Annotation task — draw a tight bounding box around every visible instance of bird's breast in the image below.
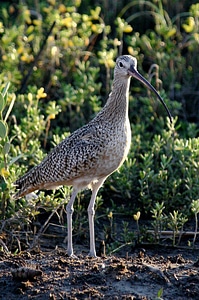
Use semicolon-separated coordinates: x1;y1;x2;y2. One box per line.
97;119;131;174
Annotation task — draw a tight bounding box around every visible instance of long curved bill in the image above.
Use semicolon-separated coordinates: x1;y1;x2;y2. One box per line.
128;66;172;123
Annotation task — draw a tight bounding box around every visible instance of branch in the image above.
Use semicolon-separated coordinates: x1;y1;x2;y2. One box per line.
18;21;56;94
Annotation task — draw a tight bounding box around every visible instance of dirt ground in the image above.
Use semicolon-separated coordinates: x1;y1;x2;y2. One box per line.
0;211;199;300
1;240;199;300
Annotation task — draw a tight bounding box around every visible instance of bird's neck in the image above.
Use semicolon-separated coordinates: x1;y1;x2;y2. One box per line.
103;76;131;120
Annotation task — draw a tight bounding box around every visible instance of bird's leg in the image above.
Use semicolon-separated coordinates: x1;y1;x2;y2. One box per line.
66;188;78;257
87;178;106;257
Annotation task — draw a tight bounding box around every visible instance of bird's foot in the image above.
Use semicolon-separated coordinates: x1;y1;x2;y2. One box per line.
87;251;98;258
67;249;78;259
67;253;78;259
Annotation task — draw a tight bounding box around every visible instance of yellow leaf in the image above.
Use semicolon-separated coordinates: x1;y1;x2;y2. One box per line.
48;113;55;120
182;17;195;33
26;25;34;35
193;33;199;43
68;40;74;47
48;0;55;6
108;212;113;218
59;4;67;13
33;19;42;26
37;87;47;100
17;46;24;54
133;211;141;221
123;25;133;33
28;93;33;103
0;21;4;33
166;28;176;38
27;33;34;42
20;53;34;63
61;17;73;28
0;167;10;178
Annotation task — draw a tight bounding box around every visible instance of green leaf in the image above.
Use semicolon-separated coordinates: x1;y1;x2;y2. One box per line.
157;287;163;298
0;92;5;112
2;141;10;155
2;82;10;98
0;120;7;139
4;93;16;123
9;154;23;166
0;178;7;192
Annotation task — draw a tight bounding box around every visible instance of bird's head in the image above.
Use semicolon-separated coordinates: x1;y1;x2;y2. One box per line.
115;55;172;122
115;55;138;77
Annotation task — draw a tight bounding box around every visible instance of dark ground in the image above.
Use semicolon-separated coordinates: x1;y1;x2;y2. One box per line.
0;231;199;300
0;211;199;300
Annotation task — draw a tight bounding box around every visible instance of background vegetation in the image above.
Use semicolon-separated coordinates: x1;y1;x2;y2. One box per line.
0;0;199;253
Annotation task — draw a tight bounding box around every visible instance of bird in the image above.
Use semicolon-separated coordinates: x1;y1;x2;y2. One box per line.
14;55;172;257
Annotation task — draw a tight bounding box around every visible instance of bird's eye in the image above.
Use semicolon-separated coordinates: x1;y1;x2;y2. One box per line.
118;61;124;68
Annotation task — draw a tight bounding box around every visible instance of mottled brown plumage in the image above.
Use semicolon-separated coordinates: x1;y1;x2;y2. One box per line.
14;55;172;257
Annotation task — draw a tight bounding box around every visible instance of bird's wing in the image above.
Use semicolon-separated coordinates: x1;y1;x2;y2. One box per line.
13;120;112;199
41;124;107;182
14;123;108;193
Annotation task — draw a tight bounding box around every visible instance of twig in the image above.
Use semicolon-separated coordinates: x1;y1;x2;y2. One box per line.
29;198;68;250
18;21;56;94
143;263;170;284
147;230;199;236
109;242;133;255
193;212;198;246
0;238;10;253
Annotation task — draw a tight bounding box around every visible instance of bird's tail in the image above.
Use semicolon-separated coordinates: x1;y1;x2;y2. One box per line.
13;166;42;199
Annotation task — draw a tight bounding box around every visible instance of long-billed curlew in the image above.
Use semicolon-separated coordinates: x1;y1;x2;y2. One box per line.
14;55;172;257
